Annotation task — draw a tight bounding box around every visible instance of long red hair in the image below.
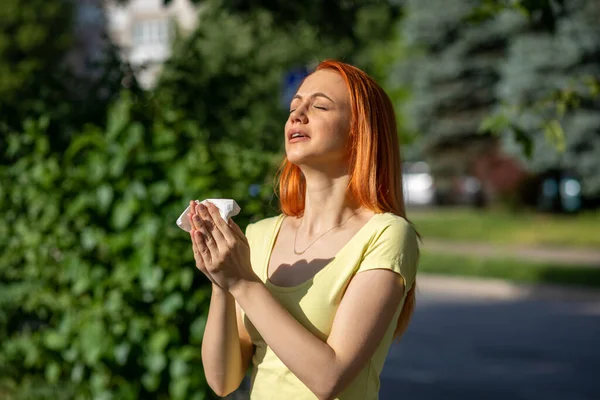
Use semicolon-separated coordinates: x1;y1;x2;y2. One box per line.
275;59;417;340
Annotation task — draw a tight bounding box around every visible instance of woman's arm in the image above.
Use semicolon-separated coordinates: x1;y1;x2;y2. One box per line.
201;284;254;397
230;269;404;400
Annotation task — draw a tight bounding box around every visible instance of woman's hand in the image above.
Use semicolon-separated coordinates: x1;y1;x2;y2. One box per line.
188;200;259;291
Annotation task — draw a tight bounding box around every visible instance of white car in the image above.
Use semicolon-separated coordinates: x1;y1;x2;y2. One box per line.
402;161;435;206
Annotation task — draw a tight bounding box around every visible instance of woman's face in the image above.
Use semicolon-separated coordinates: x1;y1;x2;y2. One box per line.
284;69;351;167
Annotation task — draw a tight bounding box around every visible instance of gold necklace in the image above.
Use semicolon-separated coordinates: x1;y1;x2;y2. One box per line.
293;209;364;255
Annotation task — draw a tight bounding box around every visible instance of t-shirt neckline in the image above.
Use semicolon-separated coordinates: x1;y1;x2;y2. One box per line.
263;212;386;292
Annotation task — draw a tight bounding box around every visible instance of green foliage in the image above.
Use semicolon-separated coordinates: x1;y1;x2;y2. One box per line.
199;0;400;45
396;0;600;197
467;0;566;31
0;89;275;398
488;0;600;196
0;1;409;398
419;251;600;288
0;0;73;106
410;208;600;248
0;0;128;162
156;3;340;154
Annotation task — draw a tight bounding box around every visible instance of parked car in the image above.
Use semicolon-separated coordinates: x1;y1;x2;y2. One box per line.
402;161;435;206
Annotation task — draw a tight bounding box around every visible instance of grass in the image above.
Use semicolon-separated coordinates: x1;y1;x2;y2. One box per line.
409;208;600;248
419;251;600;288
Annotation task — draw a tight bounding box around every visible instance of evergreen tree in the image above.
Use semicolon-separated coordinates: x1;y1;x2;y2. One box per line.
495;0;600;198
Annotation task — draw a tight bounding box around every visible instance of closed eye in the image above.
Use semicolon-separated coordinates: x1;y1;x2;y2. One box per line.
314;106;328;110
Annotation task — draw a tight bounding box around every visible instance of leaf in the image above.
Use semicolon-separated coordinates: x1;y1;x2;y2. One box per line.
511;124;534;159
111;197;139;231
80;319;106;365
64;131;106;162
145;352;167;373
479;113;510;135
169;358;189;379
141;372;160;392
149;329;170;353
180;269;194;291
43;331;68;350
543;119;566;152
149;181;171;206
159;293;184;317
106;95;131;141
190;316;207;342
45;362;61;384
114;342;131;366
97;184;114;213
169;376;191;400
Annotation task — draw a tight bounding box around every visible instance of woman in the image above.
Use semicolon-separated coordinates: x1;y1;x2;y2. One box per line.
189;60;419;400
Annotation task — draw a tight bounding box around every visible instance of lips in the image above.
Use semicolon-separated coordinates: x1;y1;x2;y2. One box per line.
287;130;311;141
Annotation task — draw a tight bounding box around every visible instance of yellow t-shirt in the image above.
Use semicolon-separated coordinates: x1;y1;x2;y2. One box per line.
241;212;419;400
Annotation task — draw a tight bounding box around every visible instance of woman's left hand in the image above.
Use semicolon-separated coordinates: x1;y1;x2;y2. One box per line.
189;201;259;291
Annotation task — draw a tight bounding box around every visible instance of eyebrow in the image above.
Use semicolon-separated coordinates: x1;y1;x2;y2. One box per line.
292;92;335;103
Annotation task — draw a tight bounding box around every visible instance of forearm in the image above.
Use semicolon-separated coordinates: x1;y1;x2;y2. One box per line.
231;280;337;398
201;284;245;396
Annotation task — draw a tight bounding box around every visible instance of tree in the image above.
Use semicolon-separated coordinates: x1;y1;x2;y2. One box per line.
395;0;600;202
0;2;363;399
0;2;413;398
393;0;522;199
0;0;128;162
491;0;600;198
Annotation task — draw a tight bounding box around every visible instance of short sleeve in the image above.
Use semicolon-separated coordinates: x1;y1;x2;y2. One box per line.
356;218;419;293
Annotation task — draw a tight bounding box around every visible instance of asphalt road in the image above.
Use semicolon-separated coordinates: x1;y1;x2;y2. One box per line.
380;278;600;400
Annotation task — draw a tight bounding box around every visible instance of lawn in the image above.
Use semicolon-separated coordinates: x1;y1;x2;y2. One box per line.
419;251;600;288
409;208;600;248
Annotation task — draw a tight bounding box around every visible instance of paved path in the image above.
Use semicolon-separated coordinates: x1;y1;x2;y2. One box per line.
228;275;600;399
380;275;600;400
423;239;600;267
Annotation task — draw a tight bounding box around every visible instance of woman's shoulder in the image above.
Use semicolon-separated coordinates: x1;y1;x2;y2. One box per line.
372;212;413;231
369;212;418;247
245;214;284;237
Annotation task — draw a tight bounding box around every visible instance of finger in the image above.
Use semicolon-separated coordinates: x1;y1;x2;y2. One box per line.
198;203;229;248
206;202;236;243
190;201;202;231
190;229;207;267
193;229;212;265
190;229;199;257
195;212;221;257
191;230;223;286
228;219;248;243
191;212;204;232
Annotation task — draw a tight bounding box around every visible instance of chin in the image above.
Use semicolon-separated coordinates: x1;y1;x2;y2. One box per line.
286;151;311;166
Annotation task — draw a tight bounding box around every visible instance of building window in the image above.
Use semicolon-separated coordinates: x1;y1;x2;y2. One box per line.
132;18;171;46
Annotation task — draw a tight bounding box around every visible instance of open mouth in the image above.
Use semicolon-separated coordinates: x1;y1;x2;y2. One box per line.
288;131;310;141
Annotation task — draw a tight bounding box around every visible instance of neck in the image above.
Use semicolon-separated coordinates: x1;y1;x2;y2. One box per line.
298;164;361;236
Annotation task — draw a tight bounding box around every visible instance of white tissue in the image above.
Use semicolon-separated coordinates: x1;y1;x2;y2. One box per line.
176;199;241;232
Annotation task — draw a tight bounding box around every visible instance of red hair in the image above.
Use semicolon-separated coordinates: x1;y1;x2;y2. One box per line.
275;60;417;340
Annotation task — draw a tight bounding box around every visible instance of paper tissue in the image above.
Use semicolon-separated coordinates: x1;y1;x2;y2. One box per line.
176;199;241;232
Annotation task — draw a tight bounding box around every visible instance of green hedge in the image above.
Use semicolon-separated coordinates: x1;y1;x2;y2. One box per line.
0;2;404;397
0;93;276;399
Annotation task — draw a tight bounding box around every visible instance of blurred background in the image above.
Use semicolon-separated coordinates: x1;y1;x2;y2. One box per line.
1;0;599;399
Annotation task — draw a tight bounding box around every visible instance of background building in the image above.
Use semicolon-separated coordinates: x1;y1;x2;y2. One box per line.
104;0;199;88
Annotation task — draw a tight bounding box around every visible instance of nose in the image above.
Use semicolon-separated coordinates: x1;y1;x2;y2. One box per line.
289;105;308;124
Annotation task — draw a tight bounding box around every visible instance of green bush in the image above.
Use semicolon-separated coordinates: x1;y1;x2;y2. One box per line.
0;92;275;399
0;1;407;397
